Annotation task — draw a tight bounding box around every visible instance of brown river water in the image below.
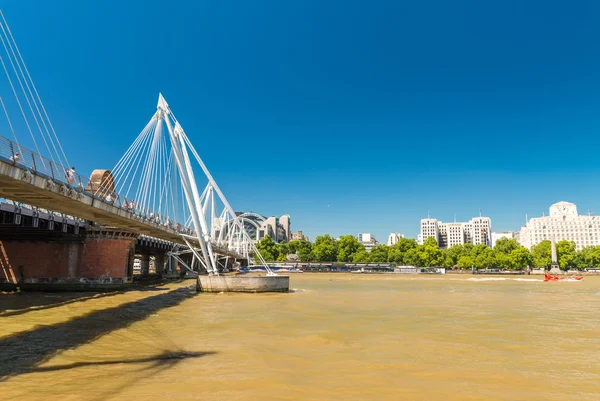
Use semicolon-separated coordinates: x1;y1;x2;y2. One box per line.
1;274;599;401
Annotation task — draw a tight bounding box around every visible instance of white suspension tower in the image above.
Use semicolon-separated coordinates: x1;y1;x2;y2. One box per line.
154;94;274;276
156;95;219;275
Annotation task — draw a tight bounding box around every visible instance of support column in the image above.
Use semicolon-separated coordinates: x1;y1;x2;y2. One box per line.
154;252;165;275
81;228;138;286
140;253;150;276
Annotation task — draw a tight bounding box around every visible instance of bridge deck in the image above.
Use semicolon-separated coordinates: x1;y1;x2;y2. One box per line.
0;159;242;259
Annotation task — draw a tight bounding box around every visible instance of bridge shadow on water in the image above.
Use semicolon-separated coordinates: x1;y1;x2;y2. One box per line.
0;282;176;317
0;285;214;383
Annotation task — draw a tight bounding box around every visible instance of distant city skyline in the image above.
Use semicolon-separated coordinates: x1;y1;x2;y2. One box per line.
3;2;600;244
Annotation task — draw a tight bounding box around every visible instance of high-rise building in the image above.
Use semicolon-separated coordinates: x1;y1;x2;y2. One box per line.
387;232;404;246
358;233;379;252
420;219;439;245
419;216;492;248
518;201;600;250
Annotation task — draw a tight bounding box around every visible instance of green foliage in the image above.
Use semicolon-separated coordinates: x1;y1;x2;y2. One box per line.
336;235;364;262
369;244;389;262
532;240;551;268
494;252;513;269
423;237;439;248
312;234;338;262
572;246;600;269
403;248;422;266
278;242;290;257
254;235;279;262
494;238;520;255
353;249;370;263
445;244;472;268
457;255;475;269
474;247;495;269
276;233;600;273
388;238;418;264
508;247;533;269
287;240;313;262
418;239;445;267
556;240;576;270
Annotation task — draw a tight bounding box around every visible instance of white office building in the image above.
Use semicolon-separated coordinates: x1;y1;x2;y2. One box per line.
518;201;600;250
491;232;515;247
387;232;405;246
358;233;379;252
419;216;492;248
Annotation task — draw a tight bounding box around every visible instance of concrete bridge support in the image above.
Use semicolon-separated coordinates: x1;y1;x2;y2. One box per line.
140;253;150;276
154;253;165;275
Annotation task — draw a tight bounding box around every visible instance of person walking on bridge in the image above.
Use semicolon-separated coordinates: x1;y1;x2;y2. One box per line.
10;152;20;163
66;167;76;185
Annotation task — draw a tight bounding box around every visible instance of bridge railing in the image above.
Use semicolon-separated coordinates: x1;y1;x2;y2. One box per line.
0;136;245;254
0;136;92;191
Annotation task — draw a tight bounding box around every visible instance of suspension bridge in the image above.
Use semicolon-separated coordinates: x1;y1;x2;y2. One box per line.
0;12;281;289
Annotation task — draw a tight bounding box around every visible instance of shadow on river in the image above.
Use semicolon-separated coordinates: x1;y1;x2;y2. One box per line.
0;284;216;382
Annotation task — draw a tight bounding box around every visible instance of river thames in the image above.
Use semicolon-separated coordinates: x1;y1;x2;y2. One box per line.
1;274;599;400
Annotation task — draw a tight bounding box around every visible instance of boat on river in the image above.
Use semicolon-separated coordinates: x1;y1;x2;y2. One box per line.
544;274;583;282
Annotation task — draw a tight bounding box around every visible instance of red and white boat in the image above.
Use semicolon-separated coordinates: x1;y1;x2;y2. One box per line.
544;274;583;282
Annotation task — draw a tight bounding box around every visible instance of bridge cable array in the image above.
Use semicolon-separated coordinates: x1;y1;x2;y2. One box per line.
103;94;273;275
0;11;70;170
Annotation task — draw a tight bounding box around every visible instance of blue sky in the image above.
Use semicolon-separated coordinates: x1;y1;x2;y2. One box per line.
2;0;600;241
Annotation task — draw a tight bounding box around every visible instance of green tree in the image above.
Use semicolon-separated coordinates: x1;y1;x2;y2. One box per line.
353;249;370;263
457;255;475;269
532;240;551;268
254;235;279;262
556;240;576;270
494;251;513;269
474;247;495;269
444;244;471;268
470;244;489;259
493;237;520;255
336;235;364;262
278;242;290;257
369;244;389;262
312;234;338;262
388;238;418;264
403;248;423;266
587;246;600;267
276;253;287;262
286;240;313;262
419;238;445;267
509;247;533;269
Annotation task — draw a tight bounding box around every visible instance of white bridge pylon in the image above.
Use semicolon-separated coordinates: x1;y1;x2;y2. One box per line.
109;94;272;275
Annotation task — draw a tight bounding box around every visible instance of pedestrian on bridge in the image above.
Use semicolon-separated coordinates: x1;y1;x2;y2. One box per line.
10;152;20;163
66;167;76;185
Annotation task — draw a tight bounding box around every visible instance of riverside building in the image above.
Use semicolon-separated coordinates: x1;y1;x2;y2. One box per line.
419;216;492;249
358;233;379;252
491;232;516;247
291;230;309;241
387;232;404;246
518;201;600;250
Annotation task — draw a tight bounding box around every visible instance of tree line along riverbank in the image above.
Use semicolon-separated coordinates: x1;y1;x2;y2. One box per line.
253;235;600;271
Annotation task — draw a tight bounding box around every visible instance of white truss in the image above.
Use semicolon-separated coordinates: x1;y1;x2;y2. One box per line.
109;94;273;275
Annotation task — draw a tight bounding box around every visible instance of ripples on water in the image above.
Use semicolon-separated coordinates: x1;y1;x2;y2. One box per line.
1;275;599;400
